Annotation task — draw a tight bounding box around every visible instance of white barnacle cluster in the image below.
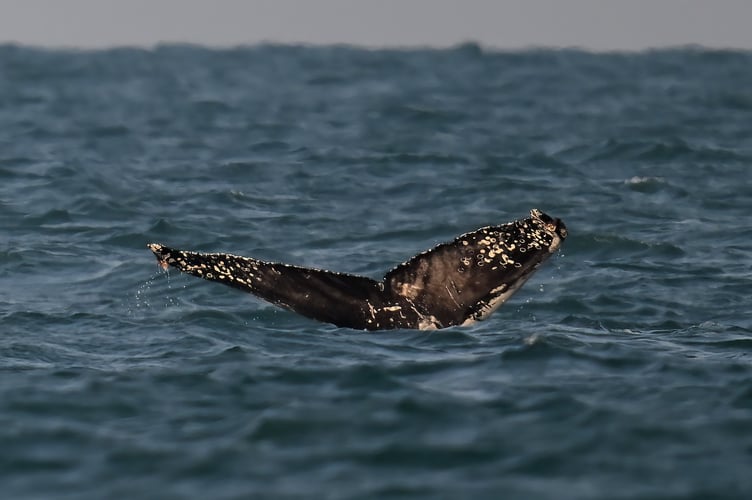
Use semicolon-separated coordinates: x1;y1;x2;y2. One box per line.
456;217;557;274
219;256;263;288
184;255;211;278
176;252;263;290
511;219;553;255
464;227;520;271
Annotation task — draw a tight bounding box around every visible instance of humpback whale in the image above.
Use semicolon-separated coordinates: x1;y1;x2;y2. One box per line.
148;209;566;330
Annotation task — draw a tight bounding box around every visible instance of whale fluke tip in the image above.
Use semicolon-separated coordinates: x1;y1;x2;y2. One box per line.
147;243;170;270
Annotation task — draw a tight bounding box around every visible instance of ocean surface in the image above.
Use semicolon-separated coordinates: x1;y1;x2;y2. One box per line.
1;44;751;499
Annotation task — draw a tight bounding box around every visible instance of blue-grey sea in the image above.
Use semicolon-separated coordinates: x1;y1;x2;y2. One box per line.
1;44;751;499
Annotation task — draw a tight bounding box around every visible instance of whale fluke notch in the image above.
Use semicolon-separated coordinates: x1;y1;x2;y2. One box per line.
148;209;566;330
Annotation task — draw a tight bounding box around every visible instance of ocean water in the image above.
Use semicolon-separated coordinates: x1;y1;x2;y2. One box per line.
1;44;751;499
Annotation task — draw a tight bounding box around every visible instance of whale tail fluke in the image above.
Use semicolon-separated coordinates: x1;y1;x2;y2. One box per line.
146;209;567;330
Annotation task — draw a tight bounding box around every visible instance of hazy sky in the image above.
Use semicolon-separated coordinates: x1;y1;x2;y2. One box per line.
1;0;751;51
